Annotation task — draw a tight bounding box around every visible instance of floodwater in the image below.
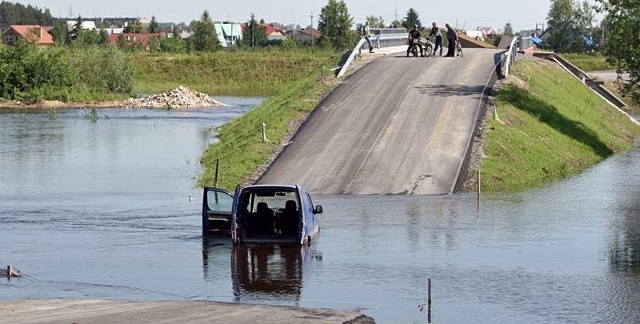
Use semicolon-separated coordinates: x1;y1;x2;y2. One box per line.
1;103;639;323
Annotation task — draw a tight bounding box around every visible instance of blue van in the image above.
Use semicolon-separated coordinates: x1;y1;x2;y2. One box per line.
202;184;322;244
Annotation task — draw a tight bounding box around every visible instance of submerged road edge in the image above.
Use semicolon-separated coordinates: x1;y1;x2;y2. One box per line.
0;299;371;324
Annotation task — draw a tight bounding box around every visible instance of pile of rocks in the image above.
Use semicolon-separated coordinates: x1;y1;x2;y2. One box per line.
124;86;226;108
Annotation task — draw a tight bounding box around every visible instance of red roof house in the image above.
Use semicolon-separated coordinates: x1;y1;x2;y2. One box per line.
2;25;54;46
242;22;287;41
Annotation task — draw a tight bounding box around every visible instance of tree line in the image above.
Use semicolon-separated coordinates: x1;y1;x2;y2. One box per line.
1;0;638;104
546;0;640;104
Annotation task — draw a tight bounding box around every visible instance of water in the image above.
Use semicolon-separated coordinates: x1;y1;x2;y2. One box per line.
1;105;639;323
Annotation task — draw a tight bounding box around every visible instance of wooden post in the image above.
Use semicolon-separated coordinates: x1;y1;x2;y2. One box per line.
214;159;220;204
477;170;481;211
427;278;432;323
214;159;219;188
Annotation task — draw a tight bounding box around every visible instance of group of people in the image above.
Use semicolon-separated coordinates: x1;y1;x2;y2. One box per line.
361;21;460;58
407;22;459;57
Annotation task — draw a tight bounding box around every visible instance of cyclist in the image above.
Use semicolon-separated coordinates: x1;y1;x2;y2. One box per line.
406;25;424;57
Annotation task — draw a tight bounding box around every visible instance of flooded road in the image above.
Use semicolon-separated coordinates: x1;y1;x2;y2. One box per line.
1;105;639;323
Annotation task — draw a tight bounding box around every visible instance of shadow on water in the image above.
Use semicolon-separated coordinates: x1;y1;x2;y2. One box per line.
500;86;614;158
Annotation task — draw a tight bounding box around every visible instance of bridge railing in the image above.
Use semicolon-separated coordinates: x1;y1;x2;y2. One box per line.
337;33;408;78
503;36;519;77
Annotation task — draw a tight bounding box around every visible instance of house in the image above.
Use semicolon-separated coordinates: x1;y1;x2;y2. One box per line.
465;30;485;42
476;26;498;41
214;23;242;47
108;33;163;50
66;20;97;30
2;25;54;46
262;23;287;41
286;28;322;44
241;22;288;42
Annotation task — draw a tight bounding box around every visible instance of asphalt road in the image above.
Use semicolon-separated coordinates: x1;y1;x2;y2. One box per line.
258;48;504;195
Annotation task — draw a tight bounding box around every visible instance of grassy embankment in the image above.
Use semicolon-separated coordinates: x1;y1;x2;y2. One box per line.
561;53;613;71
478;58;640;191
184;50;342;190
130;48;337;97
561;53;639;113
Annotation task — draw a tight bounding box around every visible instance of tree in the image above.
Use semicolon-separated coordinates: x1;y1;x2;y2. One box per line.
596;0;640;104
50;20;70;46
148;16;161;33
547;0;576;52
546;0;595;53
72;28;102;48
503;22;514;36
70;15;83;41
317;0;355;50
402;8;421;30
123;20;145;33
366;15;385;28
190;10;220;51
241;13;268;47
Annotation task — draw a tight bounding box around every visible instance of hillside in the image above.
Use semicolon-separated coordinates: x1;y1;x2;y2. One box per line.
467;57;640;191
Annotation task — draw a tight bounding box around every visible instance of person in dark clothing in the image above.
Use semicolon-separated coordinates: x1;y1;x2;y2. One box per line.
444;23;458;57
406;25;424;57
429;22;443;56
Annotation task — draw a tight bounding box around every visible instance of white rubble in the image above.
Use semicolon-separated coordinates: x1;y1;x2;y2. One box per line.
124;86;226;108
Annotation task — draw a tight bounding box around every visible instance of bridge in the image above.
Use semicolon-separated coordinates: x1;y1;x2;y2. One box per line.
258;31;504;195
256;29;631;195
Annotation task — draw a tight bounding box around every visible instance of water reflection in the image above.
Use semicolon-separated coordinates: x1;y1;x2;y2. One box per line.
1;108;639;323
608;149;640;273
202;239;319;305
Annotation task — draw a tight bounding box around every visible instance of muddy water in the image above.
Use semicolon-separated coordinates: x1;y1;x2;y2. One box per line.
1;106;639;323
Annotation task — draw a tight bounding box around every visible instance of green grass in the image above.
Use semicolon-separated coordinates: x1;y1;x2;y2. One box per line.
479;58;640;191
130;48;337;96
198;54;341;191
561;53;613;72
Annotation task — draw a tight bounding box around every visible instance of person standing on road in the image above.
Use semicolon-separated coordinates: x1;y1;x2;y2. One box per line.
406;25;424;57
362;21;374;53
429;22;443;56
444;23;458;57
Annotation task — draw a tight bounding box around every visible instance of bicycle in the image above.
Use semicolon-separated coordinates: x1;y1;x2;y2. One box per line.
422;37;433;57
455;39;463;58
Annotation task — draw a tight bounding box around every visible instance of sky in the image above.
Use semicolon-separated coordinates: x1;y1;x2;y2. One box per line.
14;0;588;32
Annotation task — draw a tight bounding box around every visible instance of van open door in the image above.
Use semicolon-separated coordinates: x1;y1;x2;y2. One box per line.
202;187;234;236
230;185;242;243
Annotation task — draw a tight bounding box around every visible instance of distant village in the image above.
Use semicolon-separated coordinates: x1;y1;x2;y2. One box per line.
1;16;323;48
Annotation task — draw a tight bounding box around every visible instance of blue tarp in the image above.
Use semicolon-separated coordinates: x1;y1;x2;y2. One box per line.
531;34;545;46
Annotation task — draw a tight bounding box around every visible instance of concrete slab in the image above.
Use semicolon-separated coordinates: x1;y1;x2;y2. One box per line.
0;299;369;324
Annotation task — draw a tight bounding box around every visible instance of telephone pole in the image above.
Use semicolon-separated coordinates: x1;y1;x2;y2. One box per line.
310;11;314;46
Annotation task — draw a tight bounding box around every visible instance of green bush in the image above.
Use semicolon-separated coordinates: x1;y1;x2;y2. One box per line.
0;43;134;101
71;47;134;94
0;41;76;100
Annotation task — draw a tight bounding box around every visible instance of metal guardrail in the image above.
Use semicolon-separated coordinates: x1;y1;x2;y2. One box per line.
337;33;408;78
503;37;519;77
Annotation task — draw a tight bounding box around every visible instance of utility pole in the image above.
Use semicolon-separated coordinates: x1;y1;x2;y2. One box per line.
394;8;398;27
310;11;314;46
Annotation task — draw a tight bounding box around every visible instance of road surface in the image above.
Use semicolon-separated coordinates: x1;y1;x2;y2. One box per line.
0;299;365;324
258;48;503;195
